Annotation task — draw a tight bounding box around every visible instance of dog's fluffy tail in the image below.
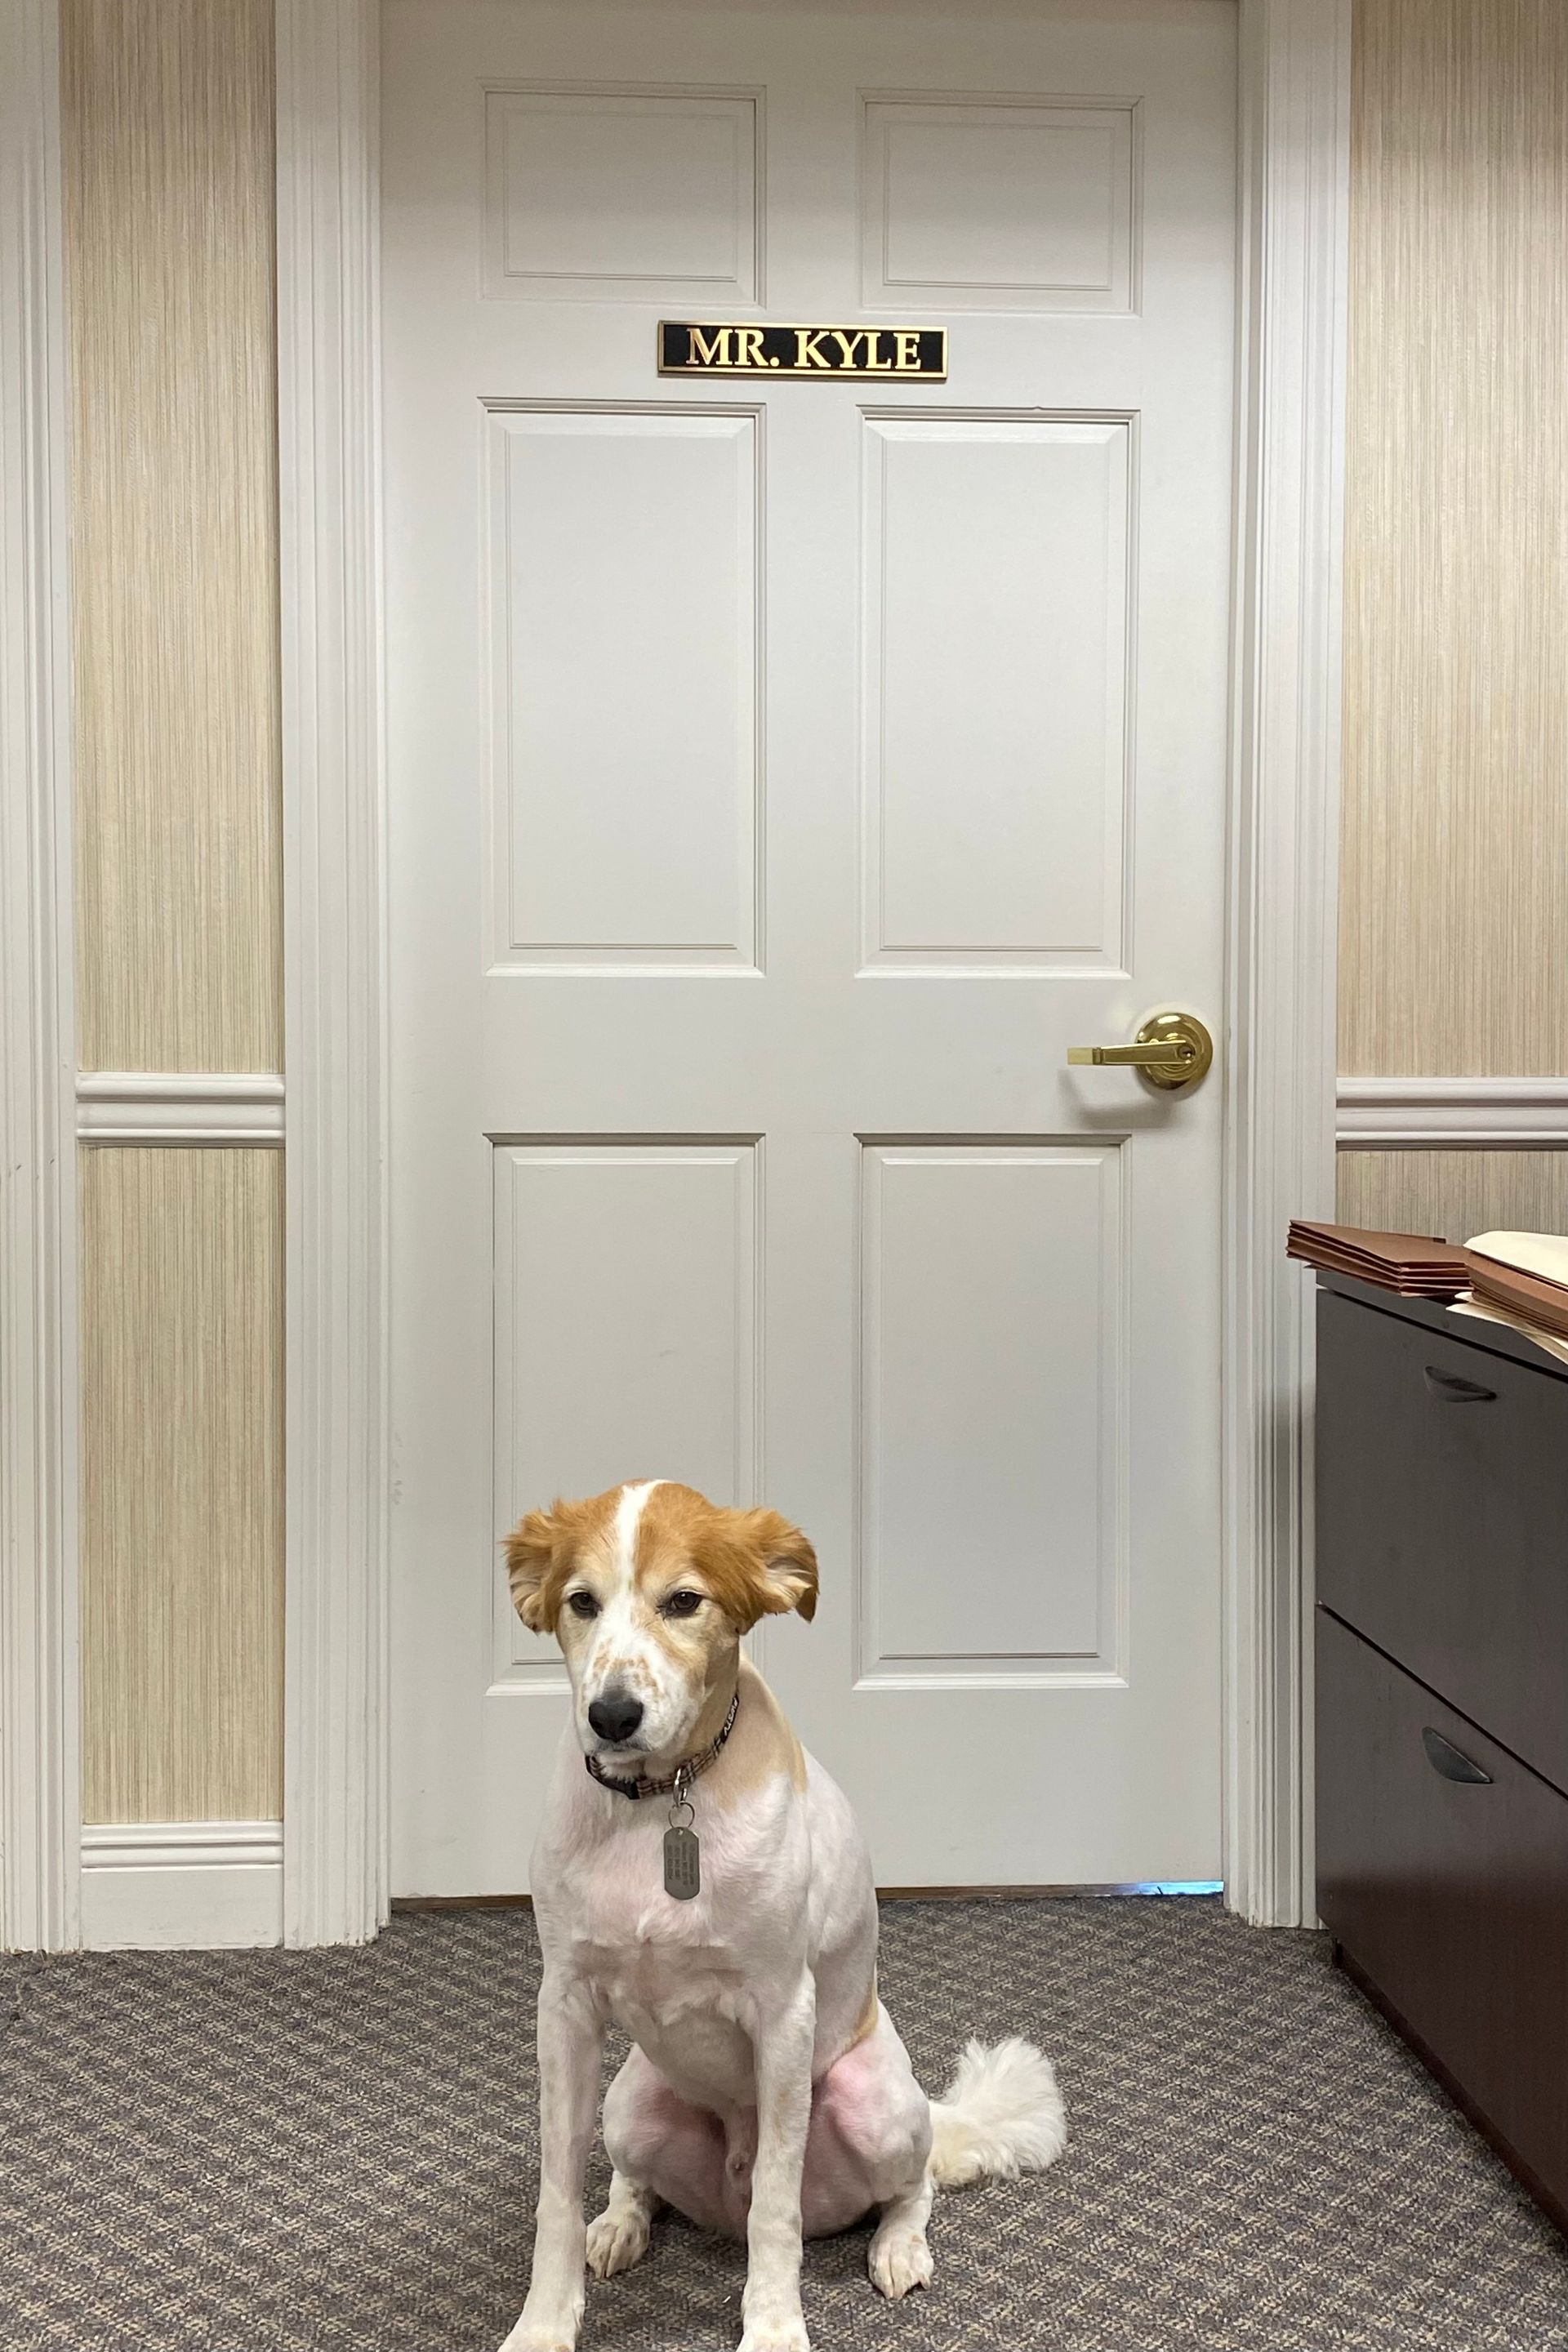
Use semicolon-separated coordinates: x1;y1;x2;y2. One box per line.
927;2035;1067;2189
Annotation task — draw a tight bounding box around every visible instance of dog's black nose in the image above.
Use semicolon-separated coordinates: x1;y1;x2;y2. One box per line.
588;1690;644;1745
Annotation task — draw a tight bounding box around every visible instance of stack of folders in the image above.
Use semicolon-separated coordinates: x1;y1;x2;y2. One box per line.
1285;1220;1469;1298
1458;1232;1568;1362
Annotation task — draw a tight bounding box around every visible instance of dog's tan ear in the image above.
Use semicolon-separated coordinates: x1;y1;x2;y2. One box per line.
733;1508;819;1626
505;1504;571;1634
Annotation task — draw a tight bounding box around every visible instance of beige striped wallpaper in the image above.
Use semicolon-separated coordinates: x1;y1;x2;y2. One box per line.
64;0;284;1827
64;0;282;1077
1338;1152;1568;1250
80;1150;284;1823
1338;0;1568;1236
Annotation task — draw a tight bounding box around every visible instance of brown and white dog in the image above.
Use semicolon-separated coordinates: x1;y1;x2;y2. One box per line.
498;1479;1066;2352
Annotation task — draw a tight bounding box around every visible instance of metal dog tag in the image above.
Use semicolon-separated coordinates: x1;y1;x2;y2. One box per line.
663;1824;701;1900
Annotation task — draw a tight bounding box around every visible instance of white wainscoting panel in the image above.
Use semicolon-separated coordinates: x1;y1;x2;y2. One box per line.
860;414;1129;971
486;406;761;971
80;1820;283;1949
492;1140;761;1685
483;83;760;302
858;1140;1125;1685
860;93;1137;311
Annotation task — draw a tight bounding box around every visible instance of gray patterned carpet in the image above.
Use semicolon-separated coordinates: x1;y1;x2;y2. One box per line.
3;1897;1566;2350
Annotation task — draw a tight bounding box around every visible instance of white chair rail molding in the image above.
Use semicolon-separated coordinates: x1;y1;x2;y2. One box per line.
1337;1078;1568;1151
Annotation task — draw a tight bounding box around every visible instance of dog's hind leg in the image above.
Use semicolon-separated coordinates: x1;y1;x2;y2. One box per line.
866;2167;935;2301
594;2046;742;2260
585;2167;657;2280
587;2053;666;2276
801;2008;936;2299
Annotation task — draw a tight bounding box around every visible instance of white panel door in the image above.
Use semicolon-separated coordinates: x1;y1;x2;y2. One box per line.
384;0;1236;1894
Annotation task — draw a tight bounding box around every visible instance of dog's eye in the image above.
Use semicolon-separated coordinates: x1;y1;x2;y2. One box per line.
565;1591;599;1620
662;1589;703;1619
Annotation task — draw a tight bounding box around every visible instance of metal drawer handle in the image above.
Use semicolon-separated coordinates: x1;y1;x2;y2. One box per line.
1423;1364;1497;1403
1422;1726;1493;1784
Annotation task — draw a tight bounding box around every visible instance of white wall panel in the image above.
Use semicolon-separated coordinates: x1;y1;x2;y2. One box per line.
487;406;761;970
861;416;1130;969
483;84;760;301
858;1142;1125;1682
861;95;1137;312
492;1141;760;1681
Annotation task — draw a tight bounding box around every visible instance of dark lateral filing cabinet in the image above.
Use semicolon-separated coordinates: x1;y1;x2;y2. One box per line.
1316;1272;1568;2232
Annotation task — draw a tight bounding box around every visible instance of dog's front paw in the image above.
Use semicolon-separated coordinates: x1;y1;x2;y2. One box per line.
868;2222;933;2300
496;2327;577;2352
737;2317;810;2352
497;2295;581;2352
586;2196;651;2278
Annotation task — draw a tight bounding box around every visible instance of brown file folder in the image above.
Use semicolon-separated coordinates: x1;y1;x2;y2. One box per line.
1286;1220;1469;1297
1463;1250;1568;1340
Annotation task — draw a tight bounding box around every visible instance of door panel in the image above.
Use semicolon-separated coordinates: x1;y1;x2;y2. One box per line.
861;94;1139;314
385;0;1236;1894
482;84;763;304
858;1142;1121;1679
863;415;1129;967
487;406;761;969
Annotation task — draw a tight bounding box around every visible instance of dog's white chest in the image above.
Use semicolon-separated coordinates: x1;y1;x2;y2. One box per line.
577;1923;738;2006
577;1930;755;2103
561;1840;760;2097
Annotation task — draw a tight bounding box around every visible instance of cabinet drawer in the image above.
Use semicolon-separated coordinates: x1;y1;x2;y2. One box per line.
1316;1287;1568;1793
1316;1609;1568;2209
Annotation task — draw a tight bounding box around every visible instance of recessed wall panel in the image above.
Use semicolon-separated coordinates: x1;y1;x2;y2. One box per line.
65;0;282;1072
862;416;1129;970
492;1142;760;1681
81;1147;284;1821
483;85;760;301
1340;2;1568;1077
862;96;1137;313
488;407;760;969
858;1143;1124;1682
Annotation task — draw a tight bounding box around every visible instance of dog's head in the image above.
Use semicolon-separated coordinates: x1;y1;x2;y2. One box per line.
505;1481;817;1766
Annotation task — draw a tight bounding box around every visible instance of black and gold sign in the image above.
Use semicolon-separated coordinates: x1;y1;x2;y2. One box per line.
658;321;947;381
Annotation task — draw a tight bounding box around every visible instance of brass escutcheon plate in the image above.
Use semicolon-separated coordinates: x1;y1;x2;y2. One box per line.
1135;1009;1214;1091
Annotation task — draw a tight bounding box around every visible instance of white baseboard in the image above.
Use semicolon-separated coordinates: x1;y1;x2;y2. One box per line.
1337;1077;1568;1149
79;1821;283;1949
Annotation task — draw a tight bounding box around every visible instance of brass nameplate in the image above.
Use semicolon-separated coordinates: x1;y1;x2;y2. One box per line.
658;322;947;380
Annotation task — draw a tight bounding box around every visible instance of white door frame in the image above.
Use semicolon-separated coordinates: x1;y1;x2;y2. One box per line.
1;0;79;1956
0;0;1348;1950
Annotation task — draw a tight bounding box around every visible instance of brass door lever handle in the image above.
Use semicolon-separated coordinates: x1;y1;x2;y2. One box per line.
1068;1040;1190;1067
1067;1010;1214;1093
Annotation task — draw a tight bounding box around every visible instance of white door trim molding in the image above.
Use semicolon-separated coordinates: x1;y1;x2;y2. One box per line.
1223;0;1352;1927
275;0;389;1947
1337;1077;1568;1151
0;0;79;1955
287;0;1351;1934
